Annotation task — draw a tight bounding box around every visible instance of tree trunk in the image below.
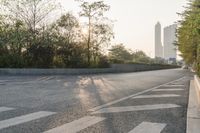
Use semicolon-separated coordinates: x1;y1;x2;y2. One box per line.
87;16;91;66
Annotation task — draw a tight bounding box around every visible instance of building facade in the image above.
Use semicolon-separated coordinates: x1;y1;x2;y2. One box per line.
163;24;177;61
155;22;163;58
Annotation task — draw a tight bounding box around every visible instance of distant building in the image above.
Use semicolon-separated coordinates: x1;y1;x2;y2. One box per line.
163;24;177;61
155;22;163;58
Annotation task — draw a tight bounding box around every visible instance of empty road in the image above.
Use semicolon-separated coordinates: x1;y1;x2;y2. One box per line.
0;69;192;133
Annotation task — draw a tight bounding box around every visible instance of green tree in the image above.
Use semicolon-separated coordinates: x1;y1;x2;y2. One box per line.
132;51;152;64
177;0;200;75
108;44;133;63
53;13;86;68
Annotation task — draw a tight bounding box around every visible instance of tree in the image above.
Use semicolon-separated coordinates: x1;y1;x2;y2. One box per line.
177;0;200;75
92;22;114;65
132;50;152;64
77;0;110;66
53;13;86;68
56;12;80;43
108;44;133;63
1;0;59;45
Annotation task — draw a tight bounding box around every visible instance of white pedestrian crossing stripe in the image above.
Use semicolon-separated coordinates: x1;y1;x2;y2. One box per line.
152;88;184;92
128;122;166;133
44;116;106;133
0;111;56;130
91;104;181;114
132;94;180;99
0;107;14;113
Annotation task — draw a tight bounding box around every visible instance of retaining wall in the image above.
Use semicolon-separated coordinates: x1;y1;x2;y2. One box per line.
0;64;179;75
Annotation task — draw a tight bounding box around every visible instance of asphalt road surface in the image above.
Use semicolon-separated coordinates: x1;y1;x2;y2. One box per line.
0;69;192;133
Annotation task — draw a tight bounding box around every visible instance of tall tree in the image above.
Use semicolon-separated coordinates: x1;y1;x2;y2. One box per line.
77;0;110;66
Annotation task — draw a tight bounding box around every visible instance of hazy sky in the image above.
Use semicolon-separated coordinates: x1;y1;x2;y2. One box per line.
59;0;188;57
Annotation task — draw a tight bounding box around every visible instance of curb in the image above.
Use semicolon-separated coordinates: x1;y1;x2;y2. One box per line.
194;75;200;103
187;76;200;133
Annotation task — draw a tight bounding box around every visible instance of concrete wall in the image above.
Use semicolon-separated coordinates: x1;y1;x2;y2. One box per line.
0;64;179;75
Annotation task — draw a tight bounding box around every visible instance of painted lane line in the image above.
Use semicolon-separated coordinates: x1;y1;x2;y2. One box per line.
132;94;180;99
0;107;15;113
91;104;181;114
89;77;185;112
0;111;56;130
152;88;184;92
44;116;105;133
128;122;166;133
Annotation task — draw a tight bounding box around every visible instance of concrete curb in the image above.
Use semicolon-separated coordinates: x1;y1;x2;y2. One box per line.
187;76;200;133
194;75;200;103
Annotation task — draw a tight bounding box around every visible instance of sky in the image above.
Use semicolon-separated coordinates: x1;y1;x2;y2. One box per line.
59;0;188;57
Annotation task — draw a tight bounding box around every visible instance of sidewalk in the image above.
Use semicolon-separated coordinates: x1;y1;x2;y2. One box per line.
187;79;200;133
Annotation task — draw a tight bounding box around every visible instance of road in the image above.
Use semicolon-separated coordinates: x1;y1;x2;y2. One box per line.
0;69;192;133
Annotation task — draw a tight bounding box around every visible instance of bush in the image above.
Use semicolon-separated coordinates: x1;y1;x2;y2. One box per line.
98;56;110;68
26;43;55;68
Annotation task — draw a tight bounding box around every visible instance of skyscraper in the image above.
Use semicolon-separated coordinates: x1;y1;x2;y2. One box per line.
163;24;177;61
155;22;163;58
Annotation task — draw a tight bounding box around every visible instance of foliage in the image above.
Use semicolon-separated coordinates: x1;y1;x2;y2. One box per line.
0;0;113;68
0;0;160;68
177;0;200;76
108;44;154;64
77;0;111;66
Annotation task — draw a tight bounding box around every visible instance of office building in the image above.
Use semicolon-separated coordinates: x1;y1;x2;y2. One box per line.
163;24;177;61
155;22;163;58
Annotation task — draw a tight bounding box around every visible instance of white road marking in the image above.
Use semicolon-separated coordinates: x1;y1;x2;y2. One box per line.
163;85;184;87
0;111;56;130
37;76;48;81
44;116;105;133
91;104;181;114
128;122;166;133
42;76;54;81
152;88;184;92
0;107;14;113
89;77;185;112
132;94;180;99
0;80;10;83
